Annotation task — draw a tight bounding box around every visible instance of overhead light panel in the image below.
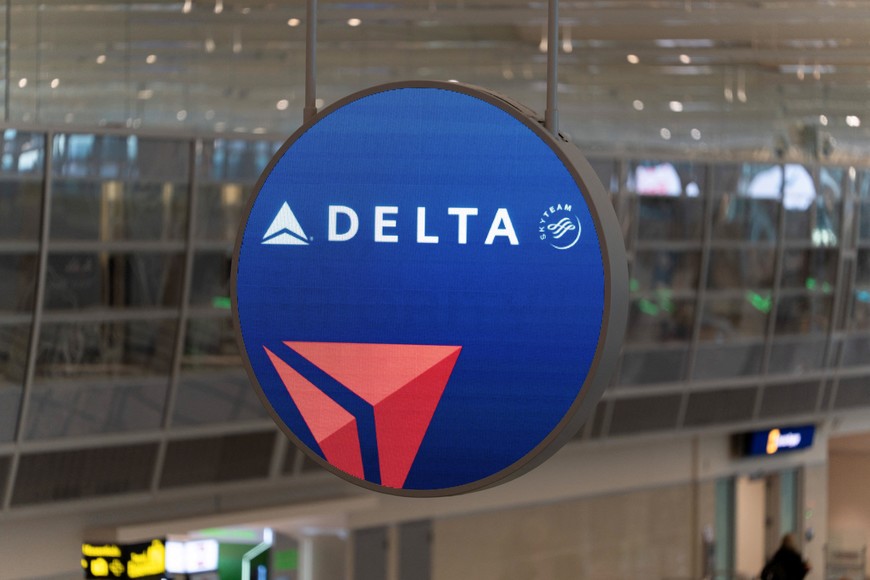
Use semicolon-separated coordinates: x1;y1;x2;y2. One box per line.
288;18;300;27
632;99;644;111
669;100;683;112
626;54;639;64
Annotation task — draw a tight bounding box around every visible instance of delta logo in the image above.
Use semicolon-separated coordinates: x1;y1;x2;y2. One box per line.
261;202;520;246
263;341;462;488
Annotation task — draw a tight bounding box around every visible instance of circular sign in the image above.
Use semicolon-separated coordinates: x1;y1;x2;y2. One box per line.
233;81;627;496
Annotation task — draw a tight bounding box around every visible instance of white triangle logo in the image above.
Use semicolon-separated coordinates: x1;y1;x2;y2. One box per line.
262;202;309;245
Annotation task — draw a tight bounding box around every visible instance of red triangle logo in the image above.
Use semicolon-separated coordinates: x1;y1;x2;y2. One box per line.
283;342;461;488
264;347;365;480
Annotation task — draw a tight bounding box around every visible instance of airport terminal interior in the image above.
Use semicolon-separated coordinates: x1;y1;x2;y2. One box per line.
1;1;870;579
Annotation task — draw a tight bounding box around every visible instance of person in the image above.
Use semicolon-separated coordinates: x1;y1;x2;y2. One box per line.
760;534;810;580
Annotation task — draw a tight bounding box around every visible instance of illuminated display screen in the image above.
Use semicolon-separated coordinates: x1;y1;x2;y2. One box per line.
234;82;626;495
742;425;815;457
82;540;165;580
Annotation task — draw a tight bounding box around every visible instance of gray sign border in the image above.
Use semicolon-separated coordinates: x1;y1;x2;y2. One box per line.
232;80;628;497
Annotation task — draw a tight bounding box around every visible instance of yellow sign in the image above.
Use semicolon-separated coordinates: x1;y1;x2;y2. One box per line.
126;540;165;579
82;539;165;579
82;544;123;558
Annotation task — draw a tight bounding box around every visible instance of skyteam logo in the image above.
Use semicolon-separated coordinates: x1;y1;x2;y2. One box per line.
540;203;582;250
234;82;626;496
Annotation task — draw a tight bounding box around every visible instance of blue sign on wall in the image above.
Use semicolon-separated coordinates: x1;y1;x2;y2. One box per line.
233;82;627;496
743;425;816;457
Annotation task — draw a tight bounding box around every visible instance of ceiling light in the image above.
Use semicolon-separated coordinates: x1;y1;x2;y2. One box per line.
146;54;157;64
288;18;300;27
679;54;691;64
214;0;223;14
276;99;289;111
242;7;250;14
177;110;188;121
819;114;828;126
691;128;701;140
64;113;74;123
253;127;267;134
660;128;671;140
17;78;26;88
669;100;683;112
182;0;192;14
347;18;361;27
448;79;459;83
205;38;215;53
502;67;514;80
315;98;324;108
215;121;226;131
96;54;106;64
626;54;640;64
632;99;644;111
50;78;59;89
846;115;861;127
137;89;154;99
205;110;215;120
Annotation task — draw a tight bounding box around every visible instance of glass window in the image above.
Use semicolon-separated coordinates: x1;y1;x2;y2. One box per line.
23;379;167;440
608;394;682;435
195;183;254;241
840;333;870;368
627;160;705;241
52;135;189;182
35;320;177;379
857;249;870;287
586;158;617;193
198;139;281;183
781;250;837;291
0;386;22;442
0;324;31;390
775;295;832;336
711;164;781;242
632;250;700;292
619;347;688;386
173;372;266;427
778;164;835;244
858;169;870;240
707;249;775;290
182;317;242;371
692;343;764;380
0;254;38;311
190;251;232;308
626;298;694;343
767;337;828;375
0;130;45;178
50;179;188;241
174;318;264;426
44;253;184;310
700;297;770;340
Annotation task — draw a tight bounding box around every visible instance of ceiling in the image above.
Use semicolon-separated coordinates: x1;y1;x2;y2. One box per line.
4;0;870;157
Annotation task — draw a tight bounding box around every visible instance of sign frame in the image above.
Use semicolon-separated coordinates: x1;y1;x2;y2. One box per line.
232;80;627;496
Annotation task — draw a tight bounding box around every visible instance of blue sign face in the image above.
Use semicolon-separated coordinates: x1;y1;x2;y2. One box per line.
234;82;626;496
744;425;816;457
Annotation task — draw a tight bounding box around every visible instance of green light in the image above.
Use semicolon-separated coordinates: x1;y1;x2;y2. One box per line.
212;296;232;310
638;298;659;316
746;291;772;314
629;278;640;292
805;277;816;290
